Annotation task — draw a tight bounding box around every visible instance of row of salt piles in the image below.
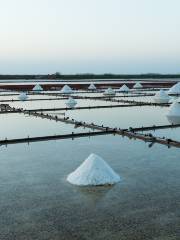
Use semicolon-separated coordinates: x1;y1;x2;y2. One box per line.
103;87;116;96
153;82;180;104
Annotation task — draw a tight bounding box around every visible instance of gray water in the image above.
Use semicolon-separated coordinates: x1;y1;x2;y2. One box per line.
0;88;179;240
143;128;180;142
8;98;127;110
0;135;179;240
0;113;94;139
64;106;170;129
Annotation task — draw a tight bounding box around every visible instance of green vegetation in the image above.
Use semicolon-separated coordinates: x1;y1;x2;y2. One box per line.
0;73;180;80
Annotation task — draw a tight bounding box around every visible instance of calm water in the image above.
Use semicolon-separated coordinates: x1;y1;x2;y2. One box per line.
0;94;58;101
0;88;179;240
63;106;170;129
0;113;95;139
0;135;179;240
143;128;180;142
8;99;128;110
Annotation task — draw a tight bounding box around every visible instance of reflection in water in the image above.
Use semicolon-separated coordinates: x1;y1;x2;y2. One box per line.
167;115;180;124
166;101;180;124
75;185;115;207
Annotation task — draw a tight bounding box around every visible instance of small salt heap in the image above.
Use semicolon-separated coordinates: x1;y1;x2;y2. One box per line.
154;90;170;103
65;97;77;108
32;84;43;91
60;85;73;94
133;82;143;89
103;87;116;96
88;83;96;90
67;153;120;186
18;92;28;101
119;84;129;93
168;82;180;95
166;99;180;124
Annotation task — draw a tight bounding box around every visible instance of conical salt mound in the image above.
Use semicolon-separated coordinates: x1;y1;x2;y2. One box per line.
32;84;43;91
154;90;170;103
18;92;28;101
67;153;120;186
88;83;96;90
65;97;77;108
60;85;73;94
133;82;143;89
168;82;180;95
103;87;116;96
166;100;180;124
119;84;129;92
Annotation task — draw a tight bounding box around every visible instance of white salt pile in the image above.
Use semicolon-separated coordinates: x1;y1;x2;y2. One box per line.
88;83;96;90
18;92;28;101
67;153;120;186
103;87;116;96
60;85;73;94
154;90;170;103
32;84;43;91
166;100;180;124
168;82;180;95
133;82;143;89
65;97;77;108
119;84;129;92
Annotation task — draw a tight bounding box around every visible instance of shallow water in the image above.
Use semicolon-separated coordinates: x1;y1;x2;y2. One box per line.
0;113;94;139
0;87;179;240
0;94;58;101
143;128;180;142
63;106;170;129
8;98;128;110
0;135;179;240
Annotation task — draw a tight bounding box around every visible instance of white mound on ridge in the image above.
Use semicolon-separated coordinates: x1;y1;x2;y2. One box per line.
65;97;77;108
60;85;73;94
33;84;43;91
168;82;180;95
154;90;170;103
166;100;180;124
133;82;143;89
119;84;129;92
88;83;96;90
18;92;28;101
103;87;116;96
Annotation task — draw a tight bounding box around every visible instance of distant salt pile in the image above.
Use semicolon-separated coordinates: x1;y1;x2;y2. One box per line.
119;84;129;93
65;97;77;108
133;82;143;89
18;92;28;101
88;83;96;90
103;87;116;96
154;90;170;103
166;100;180;124
60;85;73;94
168;82;180;95
169;96;178;104
67;153;120;186
33;84;43;91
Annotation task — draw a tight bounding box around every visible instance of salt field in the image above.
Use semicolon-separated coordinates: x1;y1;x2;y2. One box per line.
143;128;180;142
0;135;179;239
2;0;180;238
64;106;170;128
0;80;179;240
8;98;129;110
0;113;96;139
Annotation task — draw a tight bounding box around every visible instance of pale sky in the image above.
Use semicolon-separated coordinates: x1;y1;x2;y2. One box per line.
0;0;180;74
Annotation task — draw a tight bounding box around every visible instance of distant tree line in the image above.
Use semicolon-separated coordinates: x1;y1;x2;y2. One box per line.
0;73;180;80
